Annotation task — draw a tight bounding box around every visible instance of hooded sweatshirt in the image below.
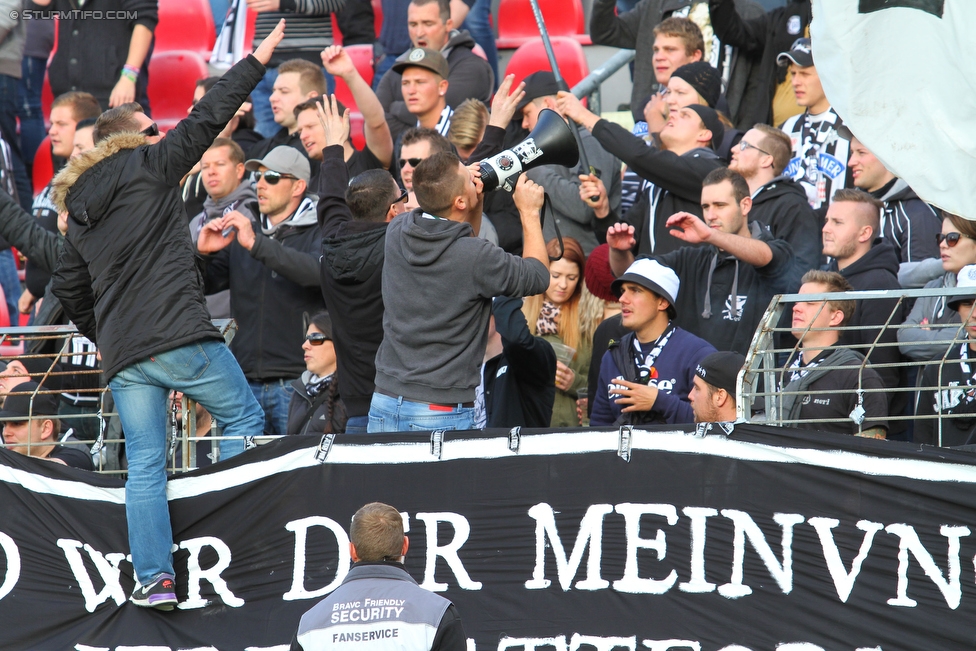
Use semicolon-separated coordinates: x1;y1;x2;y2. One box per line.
591;118;724;256
748;176;821;291
654;221;794;355
898;273;961;362
825;239;907;430
876;178;941;264
375;30;495;141
374;209;550;404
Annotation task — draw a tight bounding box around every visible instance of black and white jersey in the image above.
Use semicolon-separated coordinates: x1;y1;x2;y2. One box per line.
780;108;852;210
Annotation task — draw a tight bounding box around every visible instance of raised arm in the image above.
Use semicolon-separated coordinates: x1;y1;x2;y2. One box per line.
666;211;773;267
321;45;394;168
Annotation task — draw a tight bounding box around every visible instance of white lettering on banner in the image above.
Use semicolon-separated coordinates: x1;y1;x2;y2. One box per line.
777;644;824;651
57;539;127;612
524;503;613;591
717;511;805;599
283;516;351;601
0;531;20;601
612;504;678;594
808;518;883;603
498;635;568;651
568;633;636;651
416;512;483;591
884;523;970;609
179;536;244;609
642;640;700;651
678;507;718;594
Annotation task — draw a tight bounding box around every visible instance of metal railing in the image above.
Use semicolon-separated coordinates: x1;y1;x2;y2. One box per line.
738;285;976;446
0;320;252;476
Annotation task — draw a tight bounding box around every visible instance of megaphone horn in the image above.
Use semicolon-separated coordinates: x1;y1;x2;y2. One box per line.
478;108;580;193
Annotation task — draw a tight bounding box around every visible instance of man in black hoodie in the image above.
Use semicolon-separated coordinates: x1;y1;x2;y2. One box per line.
729;123;820;290
609;168;793;355
557;92;726;257
49;24;285;611
319;162;408;434
821;188;908;436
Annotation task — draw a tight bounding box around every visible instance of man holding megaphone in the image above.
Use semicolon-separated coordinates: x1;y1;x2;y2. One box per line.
368;153;552;433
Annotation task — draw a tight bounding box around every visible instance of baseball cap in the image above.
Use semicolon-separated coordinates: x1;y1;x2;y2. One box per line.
695;351;745;395
516;71;562;114
245;146;311;183
777;37;813;68
611;258;680;315
948;264;976;311
685;104;725;152
391;47;450;79
670;62;721;109
0;381;60;420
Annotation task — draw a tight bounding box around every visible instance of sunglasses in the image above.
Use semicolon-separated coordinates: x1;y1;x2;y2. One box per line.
140;123;159;137
392;188;408;206
305;332;330;346
937;232;974;247
399;157;424;168
254;170;297;185
738;140;770;156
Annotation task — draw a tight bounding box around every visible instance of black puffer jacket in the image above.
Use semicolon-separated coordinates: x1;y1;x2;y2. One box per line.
287;372;347;435
50;55;267;380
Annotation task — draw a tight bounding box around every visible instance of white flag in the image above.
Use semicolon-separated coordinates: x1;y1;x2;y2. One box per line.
810;0;976;219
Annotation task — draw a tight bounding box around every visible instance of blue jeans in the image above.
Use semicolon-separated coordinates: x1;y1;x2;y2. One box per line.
210;0;229;33
109;340;263;584
367;392;475;433
252;66;336;138
0;249;19;321
249;378;295;436
345;414;368;434
17;57;47;169
461;0;499;87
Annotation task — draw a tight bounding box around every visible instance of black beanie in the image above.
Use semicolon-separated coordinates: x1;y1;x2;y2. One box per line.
670;62;722;109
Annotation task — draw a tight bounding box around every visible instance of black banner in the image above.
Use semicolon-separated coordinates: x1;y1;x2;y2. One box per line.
3;425;976;650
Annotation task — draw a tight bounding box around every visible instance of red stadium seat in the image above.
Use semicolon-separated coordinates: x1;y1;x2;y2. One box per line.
32;136;53;197
350;111;366;151
496;0;591;50
155;0;216;55
503;37;590;90
372;0;383;37
333;45;376;112
41;72;53;128
147;51;209;132
244;7;257;55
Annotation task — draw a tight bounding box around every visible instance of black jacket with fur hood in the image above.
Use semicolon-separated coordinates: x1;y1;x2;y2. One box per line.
49;55;267;380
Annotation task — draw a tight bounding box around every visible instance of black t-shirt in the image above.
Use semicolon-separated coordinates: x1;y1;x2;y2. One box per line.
346;145;386;179
48;445;93;470
779;349;888;436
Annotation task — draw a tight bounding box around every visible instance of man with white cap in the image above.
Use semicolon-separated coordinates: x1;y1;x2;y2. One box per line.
689;351;745;424
197;145;326;436
590;258;715;426
915;265;976;447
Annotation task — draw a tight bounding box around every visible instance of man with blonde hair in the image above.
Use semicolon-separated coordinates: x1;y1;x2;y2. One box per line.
293;502;467;651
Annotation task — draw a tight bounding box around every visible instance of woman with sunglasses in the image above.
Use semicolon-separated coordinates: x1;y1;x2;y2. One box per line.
287;312;347;435
899;212;976;361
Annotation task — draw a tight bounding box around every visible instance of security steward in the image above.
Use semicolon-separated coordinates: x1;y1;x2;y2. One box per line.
291;502;466;651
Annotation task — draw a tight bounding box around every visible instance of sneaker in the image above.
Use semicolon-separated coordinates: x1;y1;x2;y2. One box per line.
130;573;178;611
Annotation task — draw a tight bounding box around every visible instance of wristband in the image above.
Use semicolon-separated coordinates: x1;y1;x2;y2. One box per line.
121;65;139;82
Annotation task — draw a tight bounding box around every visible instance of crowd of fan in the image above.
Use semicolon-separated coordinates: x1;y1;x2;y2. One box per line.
0;0;974;479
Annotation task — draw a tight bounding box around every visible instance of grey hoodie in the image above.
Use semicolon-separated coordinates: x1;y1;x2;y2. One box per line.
374;209;550;404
